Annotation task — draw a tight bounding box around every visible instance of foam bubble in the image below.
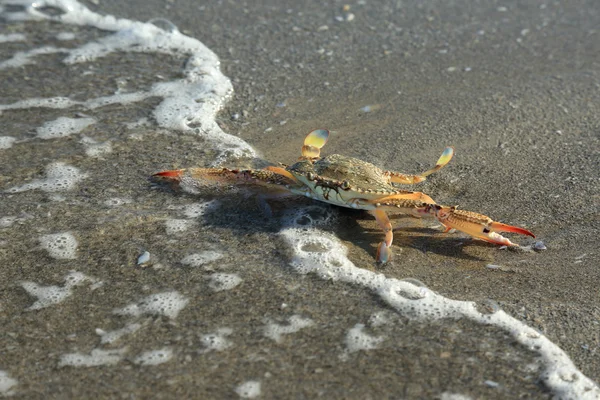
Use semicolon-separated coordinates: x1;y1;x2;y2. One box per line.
133;348;173;366
235;381;261;399
36;116;96;139
0;45;66;69
59;348;126;367
264;315;314;344
181;251;224;268
440;393;473;400
0;33;26;42
56;32;76;40
96;323;142;344
7;162;87;193
39;232;78;259
0;371;18;397
113;291;189;319
280;227;600;399
0;216;17;228
21;270;95;310
345;324;384;353
0;136;17;149
165;219;195;234
103;197;132;207
200;328;233;352
207;273;242;292
80;136;112;157
183;201;219;218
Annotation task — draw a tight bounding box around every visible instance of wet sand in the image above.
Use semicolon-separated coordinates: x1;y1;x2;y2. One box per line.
1;0;599;398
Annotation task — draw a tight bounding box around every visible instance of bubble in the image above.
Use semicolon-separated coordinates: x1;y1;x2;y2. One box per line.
39;232;78;259
344;324;384;353
0;371;18;396
0;136;17;149
133;348;173;366
36;116;96;139
165;219;195;234
207;273;242;292
7;162;87;193
113;291;189;319
181;251;223;268
263;315;314;343
200;328;233;352
59;348;126;367
235;381;261;399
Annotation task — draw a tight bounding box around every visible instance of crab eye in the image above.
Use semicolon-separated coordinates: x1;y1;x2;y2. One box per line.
341;180;350;190
307;172;316;181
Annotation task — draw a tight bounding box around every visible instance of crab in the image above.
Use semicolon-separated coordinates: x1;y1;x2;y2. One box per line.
154;129;535;263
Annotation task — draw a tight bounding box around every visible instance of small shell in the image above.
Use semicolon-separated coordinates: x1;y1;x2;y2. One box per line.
137;251;151;265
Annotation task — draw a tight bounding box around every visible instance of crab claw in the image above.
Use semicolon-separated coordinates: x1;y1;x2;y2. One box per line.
152;169;184;180
429;205;535;246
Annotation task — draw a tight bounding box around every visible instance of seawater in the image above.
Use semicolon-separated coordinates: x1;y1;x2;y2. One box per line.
0;1;598;398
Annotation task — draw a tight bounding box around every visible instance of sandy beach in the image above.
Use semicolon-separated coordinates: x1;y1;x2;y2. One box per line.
1;0;599;398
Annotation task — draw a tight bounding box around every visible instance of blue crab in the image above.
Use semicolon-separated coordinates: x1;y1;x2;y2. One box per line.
154;129;534;263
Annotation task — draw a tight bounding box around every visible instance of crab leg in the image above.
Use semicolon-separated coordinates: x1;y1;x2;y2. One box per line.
369;209;394;263
354;198;534;262
153;167;300;187
426;205;535;246
385;147;454;184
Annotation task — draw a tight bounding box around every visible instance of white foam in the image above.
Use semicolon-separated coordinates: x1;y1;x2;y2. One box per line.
367;311;393;327
0;216;17;228
96;323;142;345
56;31;75;40
181;251;224;268
114;291;189;319
0;136;17;149
59;348;126;367
264;315;314;344
133;348;173;366
7;162;87;193
345;323;384;353
165;218;195;234
0;0;257;162
199;328;233;352
103;197;132;207
235;381;261;399
39;232;78;259
280;226;600;399
36;116;96;139
0;45;66;69
0;33;26;42
21;270;95;310
80;136;112;157
439;393;473;400
183;201;219;218
207;273;242;292
0;371;18;397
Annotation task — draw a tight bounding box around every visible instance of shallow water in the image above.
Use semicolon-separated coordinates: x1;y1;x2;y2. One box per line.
1;0;599;398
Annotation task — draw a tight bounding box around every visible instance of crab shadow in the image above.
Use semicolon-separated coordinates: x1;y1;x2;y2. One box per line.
152;179;492;262
334;209;491;262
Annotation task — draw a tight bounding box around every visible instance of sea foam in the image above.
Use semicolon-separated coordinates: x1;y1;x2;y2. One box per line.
7;162;87;193
281;224;600;399
0;0;256;163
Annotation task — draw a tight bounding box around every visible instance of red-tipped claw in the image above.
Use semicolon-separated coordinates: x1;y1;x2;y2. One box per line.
153;169;184;179
430;205;535;246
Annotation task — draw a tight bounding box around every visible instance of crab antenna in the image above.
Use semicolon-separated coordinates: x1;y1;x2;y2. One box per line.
301;129;329;158
420;146;454;177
